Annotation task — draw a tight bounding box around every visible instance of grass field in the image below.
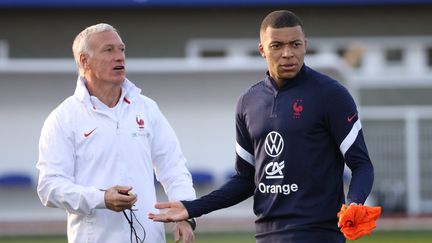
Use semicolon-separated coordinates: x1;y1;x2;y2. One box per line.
0;231;431;243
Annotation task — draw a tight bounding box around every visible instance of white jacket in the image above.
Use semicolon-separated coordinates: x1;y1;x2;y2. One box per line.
37;77;196;243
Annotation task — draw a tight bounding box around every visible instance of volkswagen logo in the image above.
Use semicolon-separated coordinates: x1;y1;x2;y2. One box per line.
265;131;284;157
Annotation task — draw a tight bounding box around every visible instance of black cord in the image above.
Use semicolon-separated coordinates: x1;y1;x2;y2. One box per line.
122;208;146;243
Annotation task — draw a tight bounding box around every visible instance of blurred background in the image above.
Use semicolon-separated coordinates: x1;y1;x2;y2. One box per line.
1;0;432;241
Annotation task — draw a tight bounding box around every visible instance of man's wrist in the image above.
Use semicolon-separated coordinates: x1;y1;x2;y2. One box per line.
185;218;196;231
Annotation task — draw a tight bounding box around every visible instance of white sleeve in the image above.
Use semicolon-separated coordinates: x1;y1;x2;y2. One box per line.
36;109;105;215
149;101;196;201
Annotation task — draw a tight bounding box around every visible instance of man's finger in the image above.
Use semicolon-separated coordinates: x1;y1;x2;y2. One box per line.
174;226;180;242
148;213;168;222
154;202;173;209
120;193;137;201
148;213;157;220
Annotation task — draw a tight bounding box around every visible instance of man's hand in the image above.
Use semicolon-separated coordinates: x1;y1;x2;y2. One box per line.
148;201;189;222
337;203;382;240
173;221;195;243
104;185;137;212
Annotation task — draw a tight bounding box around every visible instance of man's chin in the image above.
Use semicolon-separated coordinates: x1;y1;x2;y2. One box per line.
279;73;297;79
111;76;126;83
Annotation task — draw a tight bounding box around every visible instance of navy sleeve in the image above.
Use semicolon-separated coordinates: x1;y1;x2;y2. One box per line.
182;96;256;218
345;132;374;204
326;83;374;204
182;161;255;218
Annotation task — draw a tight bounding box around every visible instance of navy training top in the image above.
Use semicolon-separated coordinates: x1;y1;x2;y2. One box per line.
182;65;374;240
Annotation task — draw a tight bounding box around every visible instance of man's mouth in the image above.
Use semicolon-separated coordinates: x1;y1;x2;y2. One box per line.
281;64;296;70
113;65;125;71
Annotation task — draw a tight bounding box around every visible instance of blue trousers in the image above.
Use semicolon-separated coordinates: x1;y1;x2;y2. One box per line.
256;229;345;243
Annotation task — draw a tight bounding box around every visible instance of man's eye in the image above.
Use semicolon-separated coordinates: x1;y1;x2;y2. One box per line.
270;44;280;49
293;42;302;47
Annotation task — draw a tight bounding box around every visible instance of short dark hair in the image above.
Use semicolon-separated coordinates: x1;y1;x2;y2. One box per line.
260;10;304;33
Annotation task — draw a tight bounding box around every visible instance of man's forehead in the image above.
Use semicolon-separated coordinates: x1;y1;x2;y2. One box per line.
261;26;304;42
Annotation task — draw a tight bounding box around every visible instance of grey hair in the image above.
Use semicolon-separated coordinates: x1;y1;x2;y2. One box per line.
72;23;118;76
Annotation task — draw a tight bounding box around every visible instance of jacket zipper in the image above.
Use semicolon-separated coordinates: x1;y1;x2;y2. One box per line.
271;91;278;118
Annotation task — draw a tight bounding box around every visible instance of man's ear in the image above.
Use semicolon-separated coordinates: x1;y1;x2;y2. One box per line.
304;39;308;54
258;43;265;58
80;53;88;69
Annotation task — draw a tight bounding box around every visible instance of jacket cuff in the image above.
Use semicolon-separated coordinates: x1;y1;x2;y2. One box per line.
95;189;106;209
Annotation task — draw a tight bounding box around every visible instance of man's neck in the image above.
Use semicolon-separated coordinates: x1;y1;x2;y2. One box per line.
85;79;122;108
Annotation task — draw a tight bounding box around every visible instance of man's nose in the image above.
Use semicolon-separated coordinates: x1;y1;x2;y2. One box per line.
282;45;293;58
115;49;125;60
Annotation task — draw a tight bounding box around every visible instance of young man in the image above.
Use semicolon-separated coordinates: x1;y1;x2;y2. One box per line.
149;10;374;243
36;23;196;243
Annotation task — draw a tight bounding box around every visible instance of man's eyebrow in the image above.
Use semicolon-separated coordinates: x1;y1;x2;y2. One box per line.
101;43;125;47
269;40;283;44
269;40;302;45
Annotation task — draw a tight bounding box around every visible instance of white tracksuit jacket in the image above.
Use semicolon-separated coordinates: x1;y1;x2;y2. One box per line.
37;77;196;243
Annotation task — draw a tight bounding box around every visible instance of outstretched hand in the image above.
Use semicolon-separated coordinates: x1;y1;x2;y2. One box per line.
148;201;189;222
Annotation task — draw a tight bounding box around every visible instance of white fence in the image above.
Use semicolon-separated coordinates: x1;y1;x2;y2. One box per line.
361;106;432;216
1;36;432;218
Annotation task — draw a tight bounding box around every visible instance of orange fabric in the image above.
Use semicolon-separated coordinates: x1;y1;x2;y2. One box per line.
337;204;382;240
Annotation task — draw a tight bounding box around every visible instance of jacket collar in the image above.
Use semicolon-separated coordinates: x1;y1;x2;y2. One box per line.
264;64;307;92
74;76;141;109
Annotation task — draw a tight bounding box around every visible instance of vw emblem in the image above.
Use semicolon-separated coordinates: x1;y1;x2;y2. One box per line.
265;131;284;157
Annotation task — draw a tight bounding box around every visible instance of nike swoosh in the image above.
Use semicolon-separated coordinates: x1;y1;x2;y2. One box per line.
347;113;358;123
84;128;96;137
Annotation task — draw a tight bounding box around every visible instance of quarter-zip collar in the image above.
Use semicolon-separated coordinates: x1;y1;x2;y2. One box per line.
264;64;307;93
74;76;141;112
